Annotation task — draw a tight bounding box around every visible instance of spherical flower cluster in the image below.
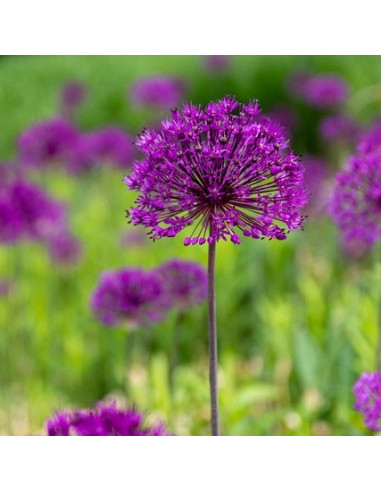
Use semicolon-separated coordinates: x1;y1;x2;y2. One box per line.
91;267;170;327
18;118;78;168
353;372;381;432
46;401;170;436
69;127;135;173
320;114;360;145
125;96;307;245
155;259;207;311
330;119;381;248
130;76;184;109
290;73;349;108
47;229;82;266
0;179;66;244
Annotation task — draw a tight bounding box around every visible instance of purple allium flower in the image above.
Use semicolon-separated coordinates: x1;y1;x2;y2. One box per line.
290;73;349;108
69;127;135;173
130;76;184;109
353;372;381;432
204;55;231;72
47;229;82;266
91;268;170;327
329;152;381;247
46;401;170;436
155;259;207;311
18;118;79;168
10;180;66;241
125;96;307;245
61;80;87;110
0;179;65;244
320;114;360;145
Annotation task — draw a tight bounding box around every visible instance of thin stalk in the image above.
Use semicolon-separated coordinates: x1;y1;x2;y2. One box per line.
208;240;220;436
377;251;381;372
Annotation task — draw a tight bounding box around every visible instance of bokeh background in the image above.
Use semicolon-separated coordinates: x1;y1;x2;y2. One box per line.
1;55;381;436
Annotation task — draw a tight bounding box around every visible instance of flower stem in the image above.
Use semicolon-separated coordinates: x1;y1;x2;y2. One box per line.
208;240;220;436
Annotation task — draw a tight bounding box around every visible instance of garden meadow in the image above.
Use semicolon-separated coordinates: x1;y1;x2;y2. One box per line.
1;54;381;436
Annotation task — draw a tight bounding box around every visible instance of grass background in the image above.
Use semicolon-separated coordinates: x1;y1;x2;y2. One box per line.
0;55;380;435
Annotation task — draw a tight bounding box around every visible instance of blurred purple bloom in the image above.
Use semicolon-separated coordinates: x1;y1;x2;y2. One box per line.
61;80;87;109
266;105;298;132
156;259;207;311
0;179;65;244
320;114;360;144
353;372;381;432
125;96;307;245
329;152;381;248
204;55;231;72
290;73;349;108
91;267;170;327
18;118;79;168
69;127;135;173
47;229;82;266
130;76;183;109
46;401;170;436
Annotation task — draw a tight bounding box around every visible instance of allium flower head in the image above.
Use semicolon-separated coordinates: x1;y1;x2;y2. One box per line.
69;127;135;173
91;268;170;327
353;372;381;432
125;96;307;245
329;152;381;247
320;114;360;145
18;118;78;168
46;401;169;436
290;73;349;108
0;179;65;243
156;259;207;311
130;76;184;109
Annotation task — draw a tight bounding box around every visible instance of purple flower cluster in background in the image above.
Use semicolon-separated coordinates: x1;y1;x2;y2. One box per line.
91;259;207;328
47;229;82;266
130;76;184;109
70;127;136;173
46;401;169;436
18;118;78;169
353;372;381;432
0;179;65;244
156;259;208;312
320;114;360;145
91;267;170;327
125;96;307;245
330;119;381;250
290;72;349;108
18;119;136;174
